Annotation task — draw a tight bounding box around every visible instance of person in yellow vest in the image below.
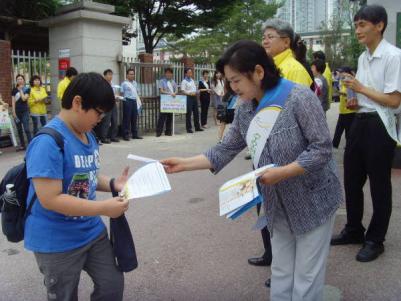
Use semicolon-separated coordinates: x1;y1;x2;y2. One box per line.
28;75;49;135
57;67;78;101
313;51;333;107
332;67;356;148
262;18;313;88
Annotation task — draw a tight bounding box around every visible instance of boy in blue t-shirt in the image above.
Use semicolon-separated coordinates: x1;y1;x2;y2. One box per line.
25;72;129;301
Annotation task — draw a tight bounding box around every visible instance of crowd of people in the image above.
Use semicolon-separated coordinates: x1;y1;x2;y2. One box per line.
0;3;400;301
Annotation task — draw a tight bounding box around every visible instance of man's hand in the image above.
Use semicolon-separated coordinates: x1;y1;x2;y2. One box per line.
343;75;364;94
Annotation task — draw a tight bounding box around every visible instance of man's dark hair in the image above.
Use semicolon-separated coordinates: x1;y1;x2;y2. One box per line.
216;40;281;91
126;68;135;75
202;70;209;76
103;69;113;76
313;51;326;61
354;4;387;34
311;59;326;74
184;68;192;75
29;75;42;87
66;67;78;78
164;67;173;74
61;72;115;113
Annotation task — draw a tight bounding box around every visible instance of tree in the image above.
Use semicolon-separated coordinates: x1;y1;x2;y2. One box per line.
97;0;237;54
168;0;280;64
319;0;364;70
0;0;61;20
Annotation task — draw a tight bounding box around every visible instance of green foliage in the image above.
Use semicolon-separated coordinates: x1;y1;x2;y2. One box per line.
0;0;61;20
97;0;237;54
319;0;364;70
168;0;280;64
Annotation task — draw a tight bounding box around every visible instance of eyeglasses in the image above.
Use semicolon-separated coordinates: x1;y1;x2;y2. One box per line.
263;34;287;40
94;108;106;119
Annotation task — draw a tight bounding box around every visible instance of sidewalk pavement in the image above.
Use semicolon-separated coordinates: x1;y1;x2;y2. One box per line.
0;103;400;300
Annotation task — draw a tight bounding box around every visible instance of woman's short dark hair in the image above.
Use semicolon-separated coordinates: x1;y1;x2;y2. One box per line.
354;5;387;34
202;70;209;76
61;72;115;113
103;69;113;76
66;67;78;78
29;75;42;87
311;59;326;74
184;67;192;75
164;67;173;74
216;40;281;91
15;74;25;81
312;50;326;62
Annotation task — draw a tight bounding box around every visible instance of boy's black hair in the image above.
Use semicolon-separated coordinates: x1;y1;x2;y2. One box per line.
164;67;173;74
126;68;135;75
66;67;78;78
184;67;192;75
29;75;42;87
311;59;326;74
103;69;113;76
202;70;209;76
216;40;281;92
61;72;115;113
354;4;387;34
312;50;326;61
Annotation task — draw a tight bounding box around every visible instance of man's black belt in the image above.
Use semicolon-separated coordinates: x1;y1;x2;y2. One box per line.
355;111;379;119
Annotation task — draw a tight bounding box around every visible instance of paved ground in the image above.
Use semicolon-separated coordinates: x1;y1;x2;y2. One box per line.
1;104;401;301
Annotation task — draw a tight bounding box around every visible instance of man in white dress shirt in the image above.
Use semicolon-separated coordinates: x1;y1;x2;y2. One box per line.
331;5;401;262
180;68;203;133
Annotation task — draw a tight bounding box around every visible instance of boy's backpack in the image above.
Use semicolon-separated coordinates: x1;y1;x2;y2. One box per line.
0;127;64;242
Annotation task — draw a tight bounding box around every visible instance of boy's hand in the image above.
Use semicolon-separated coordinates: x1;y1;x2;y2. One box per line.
114;167;129;192
102;197;129;218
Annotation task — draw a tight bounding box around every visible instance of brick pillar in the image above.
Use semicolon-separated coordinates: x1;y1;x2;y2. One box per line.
181;56;194;70
0;40;12;105
138;53;153;84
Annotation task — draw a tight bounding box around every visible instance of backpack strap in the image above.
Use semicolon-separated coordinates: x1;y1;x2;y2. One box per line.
25;127;65;217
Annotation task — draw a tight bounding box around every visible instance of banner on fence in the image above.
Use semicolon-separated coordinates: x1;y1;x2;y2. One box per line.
160;94;187;114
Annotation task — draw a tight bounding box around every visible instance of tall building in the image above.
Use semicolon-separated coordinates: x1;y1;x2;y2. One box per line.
273;0;332;33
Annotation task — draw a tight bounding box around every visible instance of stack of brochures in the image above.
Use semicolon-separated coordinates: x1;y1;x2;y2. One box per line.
219;164;274;220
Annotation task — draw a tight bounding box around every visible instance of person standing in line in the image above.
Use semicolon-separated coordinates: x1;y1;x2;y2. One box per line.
198;70;212;129
293;34;315;91
211;71;225;126
28;75;48;135
120;68;143;141
97;69;120;144
311;59;329;113
156;68;178;137
332;67;356;148
57;67;78;101
180;68;203;134
0;93;9;155
313;51;333;107
12;74;31;151
331;5;401;262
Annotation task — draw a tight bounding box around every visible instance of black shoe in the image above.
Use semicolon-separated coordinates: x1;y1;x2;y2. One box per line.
123;136;130;141
111;138;120;142
132;136;143;139
356;241;384;262
195;128;204;132
101;138;111;144
265;278;271;288
331;229;365;245
187;130;194;133
156;133;162;137
248;255;272;267
165;132;172;136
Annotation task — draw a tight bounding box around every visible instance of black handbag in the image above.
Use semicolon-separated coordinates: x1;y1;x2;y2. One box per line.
109;179;138;272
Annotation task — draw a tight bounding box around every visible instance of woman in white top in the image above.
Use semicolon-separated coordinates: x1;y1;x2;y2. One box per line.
211;71;225;125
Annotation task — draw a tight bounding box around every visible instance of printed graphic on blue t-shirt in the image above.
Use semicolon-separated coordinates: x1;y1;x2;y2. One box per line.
24;116;105;253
